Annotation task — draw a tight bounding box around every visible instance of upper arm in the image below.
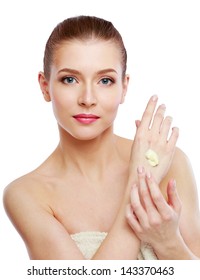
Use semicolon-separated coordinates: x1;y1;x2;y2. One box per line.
3;181;85;260
166;148;200;257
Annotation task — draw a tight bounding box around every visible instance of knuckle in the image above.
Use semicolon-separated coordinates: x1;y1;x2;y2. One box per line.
131;202;141;212
135;129;146;140
125;207;131;220
131;201;141;212
162;213;173;222
149;217;160;227
143;223;151;231
136;227;144;235
126;213;132;222
155;112;164;120
144;110;153;119
152;193;163;204
140;187;149;198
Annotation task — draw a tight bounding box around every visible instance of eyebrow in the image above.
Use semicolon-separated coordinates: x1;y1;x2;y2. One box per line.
57;68;118;75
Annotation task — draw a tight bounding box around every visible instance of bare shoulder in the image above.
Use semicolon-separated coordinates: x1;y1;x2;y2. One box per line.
161;146;198;206
3;171;52;219
160;146;194;185
170;149;200;257
173;146;192;165
167;146;195;182
4;171;45;197
3;172;84;259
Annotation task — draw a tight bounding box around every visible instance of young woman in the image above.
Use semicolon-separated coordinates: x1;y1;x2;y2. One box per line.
3;16;200;260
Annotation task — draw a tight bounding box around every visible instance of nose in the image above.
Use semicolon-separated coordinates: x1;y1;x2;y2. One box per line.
78;84;97;107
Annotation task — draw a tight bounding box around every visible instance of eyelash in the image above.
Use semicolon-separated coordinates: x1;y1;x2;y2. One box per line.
60;76;115;85
99;77;114;86
61;76;77;84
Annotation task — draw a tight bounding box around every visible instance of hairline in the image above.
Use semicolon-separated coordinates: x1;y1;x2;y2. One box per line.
46;37;125;80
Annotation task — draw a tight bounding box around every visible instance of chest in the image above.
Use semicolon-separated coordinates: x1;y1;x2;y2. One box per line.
49;173;127;234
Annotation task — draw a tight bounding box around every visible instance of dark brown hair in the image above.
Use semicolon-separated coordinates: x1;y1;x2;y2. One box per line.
43;15;127;79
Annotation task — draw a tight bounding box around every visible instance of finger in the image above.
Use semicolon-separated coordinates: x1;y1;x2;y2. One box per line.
138;168;161;222
139;95;158;130
167;127;179;149
167;179;182;214
159;116;173;143
136;167;163;229
150;104;166;133
137;167;157;212
130;181;148;227
146;171;171;218
126;204;142;233
135;120;141;128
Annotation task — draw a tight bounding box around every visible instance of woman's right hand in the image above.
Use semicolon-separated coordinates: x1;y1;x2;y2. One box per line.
128;95;179;185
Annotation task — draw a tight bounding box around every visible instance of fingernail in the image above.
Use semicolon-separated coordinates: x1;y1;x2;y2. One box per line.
146;170;151;179
152;95;158;101
160;104;166;109
172;127;179;134
167;116;173;122
135;120;140;128
137;166;144;174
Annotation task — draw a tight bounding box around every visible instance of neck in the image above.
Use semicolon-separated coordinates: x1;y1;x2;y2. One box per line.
55;126;121;179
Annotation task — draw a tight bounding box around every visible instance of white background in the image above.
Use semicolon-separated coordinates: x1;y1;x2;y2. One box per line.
0;0;200;270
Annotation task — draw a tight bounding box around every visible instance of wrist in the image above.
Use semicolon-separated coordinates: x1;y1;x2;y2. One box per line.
154;232;197;260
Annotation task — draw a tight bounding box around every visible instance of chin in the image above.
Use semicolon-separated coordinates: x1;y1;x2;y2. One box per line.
70;128;113;142
71;132;102;141
59;123;113;141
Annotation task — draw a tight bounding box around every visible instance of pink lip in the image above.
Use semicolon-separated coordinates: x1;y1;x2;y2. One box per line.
73;114;100;124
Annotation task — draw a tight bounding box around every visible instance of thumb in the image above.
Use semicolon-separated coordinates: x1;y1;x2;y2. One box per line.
135;120;141;128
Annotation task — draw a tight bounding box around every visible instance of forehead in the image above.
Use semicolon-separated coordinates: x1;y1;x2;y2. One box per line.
52;39;122;73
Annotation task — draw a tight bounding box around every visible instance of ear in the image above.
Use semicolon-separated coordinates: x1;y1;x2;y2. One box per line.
38;72;51;102
120;74;129;104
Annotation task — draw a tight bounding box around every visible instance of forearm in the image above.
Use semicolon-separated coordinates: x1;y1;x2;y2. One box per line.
154;233;199;260
92;211;140;260
93;230;139;260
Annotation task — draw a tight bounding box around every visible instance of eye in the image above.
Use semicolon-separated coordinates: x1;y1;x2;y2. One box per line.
99;77;114;85
62;76;77;84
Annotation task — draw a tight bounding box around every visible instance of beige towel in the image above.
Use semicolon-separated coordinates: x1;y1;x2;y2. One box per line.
71;231;157;260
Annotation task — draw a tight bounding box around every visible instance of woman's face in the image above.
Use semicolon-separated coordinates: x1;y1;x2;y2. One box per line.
39;39;129;140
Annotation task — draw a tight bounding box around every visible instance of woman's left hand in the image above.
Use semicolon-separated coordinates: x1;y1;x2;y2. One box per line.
126;166;182;255
128;96;179;185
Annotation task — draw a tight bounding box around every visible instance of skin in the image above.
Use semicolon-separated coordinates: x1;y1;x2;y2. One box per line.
3;39;200;260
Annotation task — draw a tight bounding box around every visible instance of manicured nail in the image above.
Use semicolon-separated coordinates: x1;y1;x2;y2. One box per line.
172;127;179;134
137;166;144;174
166;116;173;122
146;170;151;179
160;104;166;109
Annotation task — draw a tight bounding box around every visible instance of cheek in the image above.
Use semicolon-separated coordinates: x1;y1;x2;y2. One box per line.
106;101;120;113
50;96;71;126
50;87;75;114
100;95;122;123
101;89;123;113
51;94;64;117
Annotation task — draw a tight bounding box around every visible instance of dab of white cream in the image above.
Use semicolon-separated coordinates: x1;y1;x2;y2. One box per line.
145;149;159;167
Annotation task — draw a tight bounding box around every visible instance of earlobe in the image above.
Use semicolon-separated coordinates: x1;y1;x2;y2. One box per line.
38;72;51;102
120;74;129;104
